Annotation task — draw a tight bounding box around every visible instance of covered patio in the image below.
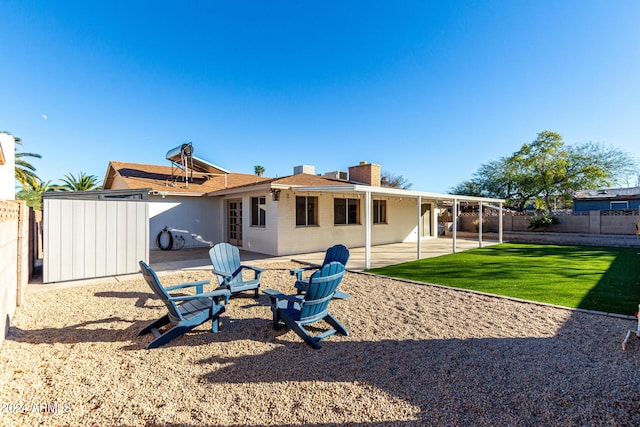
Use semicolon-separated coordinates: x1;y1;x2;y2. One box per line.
283;184;505;269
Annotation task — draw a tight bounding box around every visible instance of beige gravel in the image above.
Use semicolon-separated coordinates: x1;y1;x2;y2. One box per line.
1;261;640;426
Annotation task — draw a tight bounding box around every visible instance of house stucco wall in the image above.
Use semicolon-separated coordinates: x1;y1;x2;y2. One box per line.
228;191;279;255
107;174;130;190
149;196;218;250
273;190;435;256
0;133;16;200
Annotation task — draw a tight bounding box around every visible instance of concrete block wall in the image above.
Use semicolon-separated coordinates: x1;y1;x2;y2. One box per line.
600;212;639;235
0;200;29;347
458;211;638;236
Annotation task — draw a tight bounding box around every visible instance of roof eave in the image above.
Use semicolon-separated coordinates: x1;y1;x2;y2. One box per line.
149;190;206;197
291;185;505;203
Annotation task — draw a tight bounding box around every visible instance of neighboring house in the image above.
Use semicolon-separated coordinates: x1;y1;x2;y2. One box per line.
0;133;16;200
103;154;504;269
573;187;640;212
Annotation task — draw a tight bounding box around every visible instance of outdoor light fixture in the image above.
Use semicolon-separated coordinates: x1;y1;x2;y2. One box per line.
271;189;281;201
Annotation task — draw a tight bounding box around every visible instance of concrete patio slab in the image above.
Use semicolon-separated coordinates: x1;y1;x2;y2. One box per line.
27;237;499;293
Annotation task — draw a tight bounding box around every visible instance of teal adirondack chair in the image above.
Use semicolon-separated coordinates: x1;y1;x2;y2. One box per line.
209;243;265;304
290;244;351;300
137;261;230;349
264;261;349;349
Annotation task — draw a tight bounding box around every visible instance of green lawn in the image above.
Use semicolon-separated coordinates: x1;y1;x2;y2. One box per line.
368;243;640;315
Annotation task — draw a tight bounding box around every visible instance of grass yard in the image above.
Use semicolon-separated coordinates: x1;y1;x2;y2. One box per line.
368;243;640;315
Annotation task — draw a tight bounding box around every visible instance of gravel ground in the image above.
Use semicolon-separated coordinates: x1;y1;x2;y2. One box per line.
1;261;639;426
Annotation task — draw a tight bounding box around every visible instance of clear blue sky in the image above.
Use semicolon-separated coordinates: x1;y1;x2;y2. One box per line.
2;1;639;193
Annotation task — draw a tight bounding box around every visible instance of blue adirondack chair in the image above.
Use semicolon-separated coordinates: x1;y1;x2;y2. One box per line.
290;244;351;300
264;261;349;349
137;261;230;349
209;242;265;304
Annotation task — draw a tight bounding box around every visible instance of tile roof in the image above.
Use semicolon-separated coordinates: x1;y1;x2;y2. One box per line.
224;173;350;190
104;161;268;193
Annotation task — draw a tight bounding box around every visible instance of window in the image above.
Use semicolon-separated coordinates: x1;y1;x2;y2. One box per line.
296;196;318;226
610;201;629;210
334;198;360;225
373;200;387;224
251;196;266;227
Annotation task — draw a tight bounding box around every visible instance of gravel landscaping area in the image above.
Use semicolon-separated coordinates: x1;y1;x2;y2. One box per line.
1;261;639;426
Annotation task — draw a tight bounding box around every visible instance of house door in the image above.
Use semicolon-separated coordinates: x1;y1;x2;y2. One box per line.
227;199;242;246
421;203;432;237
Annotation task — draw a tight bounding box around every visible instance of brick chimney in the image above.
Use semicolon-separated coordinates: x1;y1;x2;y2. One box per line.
348;161;381;186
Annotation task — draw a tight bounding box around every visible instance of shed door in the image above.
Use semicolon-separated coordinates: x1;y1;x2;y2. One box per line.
227;199;242;246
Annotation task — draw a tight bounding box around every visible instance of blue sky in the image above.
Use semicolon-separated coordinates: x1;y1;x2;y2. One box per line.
2;1;639;193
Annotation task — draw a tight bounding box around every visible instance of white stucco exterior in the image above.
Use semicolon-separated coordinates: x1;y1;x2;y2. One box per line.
197;188;439;256
141;179;502;269
0;133;16;200
234;191;280;255
148;195;221;250
271;189;437;255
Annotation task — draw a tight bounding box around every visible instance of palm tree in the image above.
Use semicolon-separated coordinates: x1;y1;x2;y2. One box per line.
59;172;102;191
2;132;42;190
254;165;265;177
16;179;59;210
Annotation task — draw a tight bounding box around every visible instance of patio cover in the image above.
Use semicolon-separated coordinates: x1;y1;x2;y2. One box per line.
289;184;504;268
214;181;505;269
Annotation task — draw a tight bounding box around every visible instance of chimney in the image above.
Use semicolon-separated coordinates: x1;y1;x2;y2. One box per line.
348;161;381;186
293;165;316;175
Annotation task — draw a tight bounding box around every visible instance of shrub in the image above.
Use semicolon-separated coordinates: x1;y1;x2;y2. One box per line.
528;214;560;231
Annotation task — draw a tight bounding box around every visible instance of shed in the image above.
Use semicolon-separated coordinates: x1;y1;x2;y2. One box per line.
42;189;150;283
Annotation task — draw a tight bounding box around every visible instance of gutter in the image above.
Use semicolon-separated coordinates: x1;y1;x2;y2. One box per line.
149;190;205;198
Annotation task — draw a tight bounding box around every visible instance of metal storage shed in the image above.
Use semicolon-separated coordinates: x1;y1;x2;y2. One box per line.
43;189;150;283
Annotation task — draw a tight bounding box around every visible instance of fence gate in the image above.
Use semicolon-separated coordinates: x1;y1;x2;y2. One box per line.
43;190;149;283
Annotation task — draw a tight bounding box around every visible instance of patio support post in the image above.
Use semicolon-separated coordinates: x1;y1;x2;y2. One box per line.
365;190;372;269
433;200;439;240
478;201;483;248
499;202;503;243
417;196;422;260
452;198;458;253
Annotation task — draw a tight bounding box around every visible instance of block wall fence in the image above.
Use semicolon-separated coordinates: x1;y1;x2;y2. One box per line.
444;210;640;236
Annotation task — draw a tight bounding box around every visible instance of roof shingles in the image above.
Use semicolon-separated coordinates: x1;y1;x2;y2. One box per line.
104;161;268;193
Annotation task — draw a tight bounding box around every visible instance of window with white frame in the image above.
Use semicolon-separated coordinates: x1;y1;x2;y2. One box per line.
373;199;387;224
251;196;266;227
296;196;318;226
334;197;360;225
610;201;629;210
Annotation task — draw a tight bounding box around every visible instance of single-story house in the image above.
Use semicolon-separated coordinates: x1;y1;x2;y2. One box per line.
102;149;505;269
573;187;640;212
0;133;16;200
